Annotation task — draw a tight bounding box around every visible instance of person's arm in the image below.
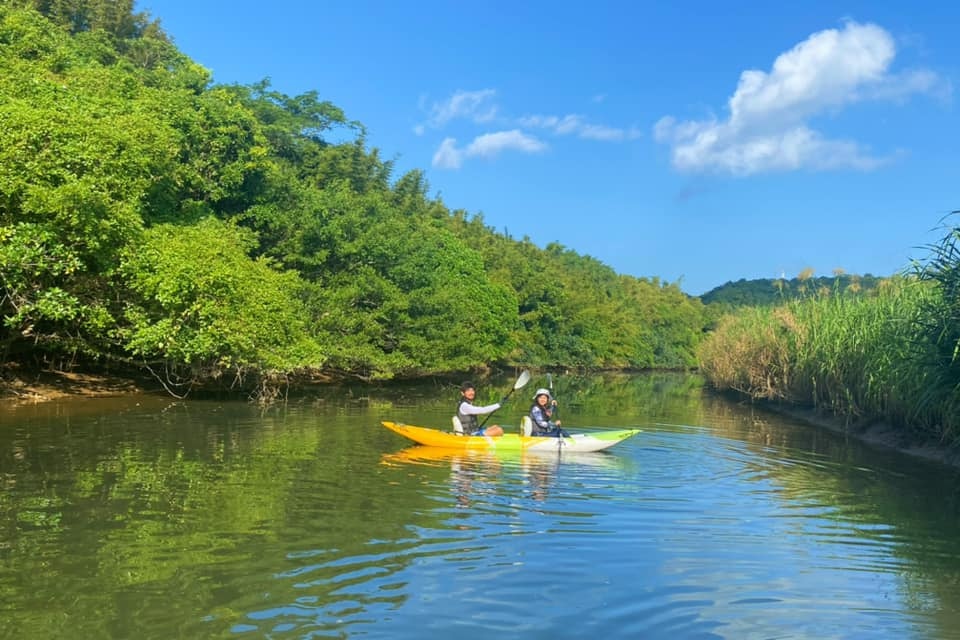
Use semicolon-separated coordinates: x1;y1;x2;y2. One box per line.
459;401;501;416
546;405;560;426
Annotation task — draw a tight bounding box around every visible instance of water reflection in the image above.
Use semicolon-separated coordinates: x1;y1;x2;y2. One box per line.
2;374;960;638
381;446;630;508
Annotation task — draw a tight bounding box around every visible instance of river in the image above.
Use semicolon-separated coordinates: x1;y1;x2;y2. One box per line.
1;372;959;639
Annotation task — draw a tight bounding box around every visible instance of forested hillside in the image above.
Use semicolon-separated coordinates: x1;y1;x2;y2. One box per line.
0;1;707;399
700;271;886;308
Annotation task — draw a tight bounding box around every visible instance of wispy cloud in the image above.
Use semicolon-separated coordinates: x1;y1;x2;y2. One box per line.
580;122;642;141
417;89;498;134
433;131;547;169
654;21;949;176
421;89;638;169
518;114;642;141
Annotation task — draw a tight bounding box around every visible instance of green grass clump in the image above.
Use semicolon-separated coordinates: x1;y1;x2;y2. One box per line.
698;274;958;444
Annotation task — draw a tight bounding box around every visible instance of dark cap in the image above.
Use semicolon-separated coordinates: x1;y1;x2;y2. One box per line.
459;381;475;392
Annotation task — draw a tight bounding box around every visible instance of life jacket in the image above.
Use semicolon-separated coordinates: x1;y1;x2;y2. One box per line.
529;403;557;436
457;399;478;433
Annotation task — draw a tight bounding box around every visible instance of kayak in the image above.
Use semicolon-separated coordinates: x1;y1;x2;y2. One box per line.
381;421;640;453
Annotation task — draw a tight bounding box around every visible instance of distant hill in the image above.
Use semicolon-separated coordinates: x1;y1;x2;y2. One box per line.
699;274;886;307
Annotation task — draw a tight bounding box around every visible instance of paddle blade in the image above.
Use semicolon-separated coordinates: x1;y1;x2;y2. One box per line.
514;369;531;390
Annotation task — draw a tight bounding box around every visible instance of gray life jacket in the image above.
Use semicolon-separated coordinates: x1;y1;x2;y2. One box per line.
457;399;479;433
529;404;557;435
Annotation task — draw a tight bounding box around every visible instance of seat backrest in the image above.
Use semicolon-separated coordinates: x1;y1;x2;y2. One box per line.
452;416;464;434
520;416;533;436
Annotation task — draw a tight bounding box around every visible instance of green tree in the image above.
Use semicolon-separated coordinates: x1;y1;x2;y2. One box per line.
0;2;713;391
0;6;178;361
118;217;324;397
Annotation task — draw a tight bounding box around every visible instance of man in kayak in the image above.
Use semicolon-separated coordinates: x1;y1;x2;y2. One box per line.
456;382;505;437
529;388;567;437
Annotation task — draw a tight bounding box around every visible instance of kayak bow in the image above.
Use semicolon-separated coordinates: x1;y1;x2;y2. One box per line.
381;421;640;453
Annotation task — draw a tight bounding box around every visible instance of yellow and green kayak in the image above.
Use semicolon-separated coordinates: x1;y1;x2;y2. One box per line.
381;421;640;453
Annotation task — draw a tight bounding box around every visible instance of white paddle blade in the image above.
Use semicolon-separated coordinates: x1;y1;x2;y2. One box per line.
514;369;531;390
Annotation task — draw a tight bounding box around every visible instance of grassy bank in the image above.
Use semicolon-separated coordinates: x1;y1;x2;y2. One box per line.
698;251;960;447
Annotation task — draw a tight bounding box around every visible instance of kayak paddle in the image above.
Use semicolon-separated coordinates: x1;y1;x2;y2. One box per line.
479;369;531;428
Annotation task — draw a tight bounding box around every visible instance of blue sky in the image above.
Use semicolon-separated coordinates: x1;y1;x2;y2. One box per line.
136;1;957;295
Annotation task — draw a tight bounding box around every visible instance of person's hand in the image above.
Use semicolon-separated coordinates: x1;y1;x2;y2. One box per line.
551;399;558;407
555;420;562;426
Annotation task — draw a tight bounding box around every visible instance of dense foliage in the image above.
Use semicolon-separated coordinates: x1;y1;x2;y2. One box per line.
699;229;960;444
700;271;886;308
0;2;708;398
912;212;960;428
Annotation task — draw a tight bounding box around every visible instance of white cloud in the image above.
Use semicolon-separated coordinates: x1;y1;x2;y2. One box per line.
432;130;547;169
466;130;547;157
421;90;641;167
655;21;947;175
553;115;583;135
580;123;642;141
518;113;641;141
432;137;463;169
417;89;498;133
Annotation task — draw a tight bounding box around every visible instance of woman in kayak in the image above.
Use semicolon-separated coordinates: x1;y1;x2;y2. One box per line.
456;382;505;437
529;388;567;437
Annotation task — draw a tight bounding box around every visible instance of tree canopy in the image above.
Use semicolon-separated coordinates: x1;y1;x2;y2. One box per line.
700;273;886;308
0;2;709;398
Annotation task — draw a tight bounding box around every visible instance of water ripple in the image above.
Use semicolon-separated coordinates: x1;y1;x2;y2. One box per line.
5;388;960;639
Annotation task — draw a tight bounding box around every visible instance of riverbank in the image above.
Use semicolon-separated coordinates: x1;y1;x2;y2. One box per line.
0;368;151;403
755;399;960;469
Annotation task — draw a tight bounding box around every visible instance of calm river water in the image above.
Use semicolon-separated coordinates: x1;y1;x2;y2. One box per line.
2;372;960;639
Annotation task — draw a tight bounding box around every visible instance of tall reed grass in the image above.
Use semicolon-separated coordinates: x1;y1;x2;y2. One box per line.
913;214;960;439
698;277;958;443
